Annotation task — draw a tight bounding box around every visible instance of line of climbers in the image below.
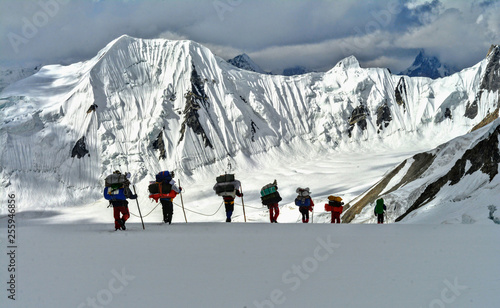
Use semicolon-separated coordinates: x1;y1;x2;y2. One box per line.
103;170;388;230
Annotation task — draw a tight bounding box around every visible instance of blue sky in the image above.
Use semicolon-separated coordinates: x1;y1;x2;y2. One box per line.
0;0;499;73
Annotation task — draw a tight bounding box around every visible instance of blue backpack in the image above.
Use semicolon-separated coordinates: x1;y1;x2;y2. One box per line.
295;197;311;207
104;187;127;201
156;171;172;183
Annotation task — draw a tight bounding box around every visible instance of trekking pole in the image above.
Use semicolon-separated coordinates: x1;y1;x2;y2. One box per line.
240;183;247;223
178;179;188;223
132;185;145;230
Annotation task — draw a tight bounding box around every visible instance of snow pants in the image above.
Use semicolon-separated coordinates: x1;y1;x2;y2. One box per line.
331;212;341;223
268;204;279;223
299;206;309;223
113;206;130;229
160;199;174;223
377;213;384;224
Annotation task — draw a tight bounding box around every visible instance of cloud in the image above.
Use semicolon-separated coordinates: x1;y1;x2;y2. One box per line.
0;0;498;73
394;1;499;68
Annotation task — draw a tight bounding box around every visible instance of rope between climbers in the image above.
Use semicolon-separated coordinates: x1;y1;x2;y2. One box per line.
173;201;224;217
129;202;161;218
129;200;225;219
233;201;263;210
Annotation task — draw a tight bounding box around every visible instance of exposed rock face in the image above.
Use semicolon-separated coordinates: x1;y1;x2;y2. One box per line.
464;100;478;119
342;152;436;223
179;64;213;148
342;160;407;223
395;77;407;110
71;136;89;158
348;104;369;137
376;103;392;133
250;120;258;142
470;45;500;119
396;124;500;221
152;131;166;160
444;108;452;120
481;45;500;93
467;45;500;129
471;108;499;132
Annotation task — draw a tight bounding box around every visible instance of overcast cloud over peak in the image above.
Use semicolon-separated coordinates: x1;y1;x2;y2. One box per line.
0;0;498;73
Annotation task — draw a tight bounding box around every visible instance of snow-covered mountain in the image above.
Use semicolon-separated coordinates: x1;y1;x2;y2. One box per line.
400;50;457;79
0;65;41;92
227;53;268;74
0;35;499;214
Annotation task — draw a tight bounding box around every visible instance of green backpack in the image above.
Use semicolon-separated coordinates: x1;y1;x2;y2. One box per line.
375;198;385;214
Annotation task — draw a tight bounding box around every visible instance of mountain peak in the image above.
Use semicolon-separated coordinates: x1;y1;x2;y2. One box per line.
400;49;456;79
335;55;360;69
2;35;499;214
227;53;267;74
486;44;499;57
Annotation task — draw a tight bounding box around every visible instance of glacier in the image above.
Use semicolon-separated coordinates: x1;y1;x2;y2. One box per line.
0;35;499;216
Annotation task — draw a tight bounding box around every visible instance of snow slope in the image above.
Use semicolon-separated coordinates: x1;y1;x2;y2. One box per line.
345;118;500;224
0;65;41;92
0;36;499;217
0;220;499;308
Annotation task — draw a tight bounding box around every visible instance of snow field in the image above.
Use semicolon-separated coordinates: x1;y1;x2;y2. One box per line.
0;222;498;308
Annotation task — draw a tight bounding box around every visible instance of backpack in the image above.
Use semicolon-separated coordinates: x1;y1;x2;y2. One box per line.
215;183;236;194
260;181;281;205
375;198;385;214
260;183;277;197
148;182;172;195
156;171;172;183
261;192;282;205
296;187;310;197
216;174;235;183
105;173;128;188
214;174;239;197
328;195;342;202
295;197;311;207
103;186;127;201
329;200;343;207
